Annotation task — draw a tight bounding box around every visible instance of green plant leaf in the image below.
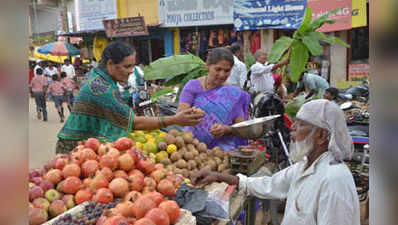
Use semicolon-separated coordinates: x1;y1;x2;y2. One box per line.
143;54;205;80
330;37;351;48
245;52;256;69
301;32;323;56
310;7;343;31
298;7;313;34
289;41;309;83
163;73;188;87
268;36;294;63
151;88;174;102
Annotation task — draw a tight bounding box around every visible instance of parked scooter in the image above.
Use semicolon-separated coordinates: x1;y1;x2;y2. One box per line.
338;80;369;102
130;81;156;117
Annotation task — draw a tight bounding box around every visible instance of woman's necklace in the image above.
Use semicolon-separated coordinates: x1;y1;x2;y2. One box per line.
204;76;209;90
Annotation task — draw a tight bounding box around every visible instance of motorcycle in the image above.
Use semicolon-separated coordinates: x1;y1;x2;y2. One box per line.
129;81;156;117
338;80;369;102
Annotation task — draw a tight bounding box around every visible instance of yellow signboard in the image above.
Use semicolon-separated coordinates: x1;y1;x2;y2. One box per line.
352;0;367;28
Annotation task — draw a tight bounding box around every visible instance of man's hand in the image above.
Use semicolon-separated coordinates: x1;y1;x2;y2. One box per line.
192;170;220;186
210;123;231;138
173;108;203;126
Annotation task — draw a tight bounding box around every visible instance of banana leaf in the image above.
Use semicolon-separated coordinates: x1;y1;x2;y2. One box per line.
285;94;306;121
268;36;294;63
289;41;309;83
297;7;313;34
143;54;205;81
245;52;256;69
151;88;175;103
301;32;323;56
310;7;343;31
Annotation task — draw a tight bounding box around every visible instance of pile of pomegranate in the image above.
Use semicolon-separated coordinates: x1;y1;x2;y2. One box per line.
29;137;183;225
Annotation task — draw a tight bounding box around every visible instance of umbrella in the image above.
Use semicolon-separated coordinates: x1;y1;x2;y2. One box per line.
38;41;80;56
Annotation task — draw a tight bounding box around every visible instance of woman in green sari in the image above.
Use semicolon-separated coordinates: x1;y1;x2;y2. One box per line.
56;41;203;154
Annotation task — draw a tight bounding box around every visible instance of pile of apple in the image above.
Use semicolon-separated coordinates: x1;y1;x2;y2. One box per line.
29;137;184;225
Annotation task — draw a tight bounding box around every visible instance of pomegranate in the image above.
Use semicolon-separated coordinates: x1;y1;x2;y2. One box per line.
134;218;156;225
103;215;129;225
159;200;180;224
62;163;81;178
144;191;164;206
44;169;63;185
29;186;44;202
113;170;128;180
29;207;48;225
98;144;109;157
81;148;98;161
124;191;142;202
144;177;157;190
93;188;114;204
118;154;134;171
85;138;100;152
49;200;67;218
150;170;166;183
99;154;118;171
128;174;144;192
29;186;44;201
63;176;83;194
157;179;175;197
75;188;93;205
56;181;65;193
32;177;43;186
128;169;144;179
145;208;170;225
154;163;164;170
115;201;135;217
132;196;156;219
82;160;99;178
166;175;183;189
55;158;68;170
109;178;129;197
126;217;137;225
137;159;155;175
44;158;57;171
39;180;54;192
71;151;85;165
142;186;154;195
90;174;109;190
126;149;139;163
83;177;92;188
114;137;134;151
97;167;114;182
96;215;107;225
107;147;121;159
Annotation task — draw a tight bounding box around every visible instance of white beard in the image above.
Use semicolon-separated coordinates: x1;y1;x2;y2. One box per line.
289;135;314;163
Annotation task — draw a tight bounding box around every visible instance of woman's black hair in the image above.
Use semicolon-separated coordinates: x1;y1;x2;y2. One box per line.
325;87;339;99
99;41;136;68
207;47;234;68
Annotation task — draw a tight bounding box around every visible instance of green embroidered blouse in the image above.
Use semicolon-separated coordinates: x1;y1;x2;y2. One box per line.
58;67;134;142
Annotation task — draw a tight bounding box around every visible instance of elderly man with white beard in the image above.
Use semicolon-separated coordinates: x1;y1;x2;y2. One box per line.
192;99;360;225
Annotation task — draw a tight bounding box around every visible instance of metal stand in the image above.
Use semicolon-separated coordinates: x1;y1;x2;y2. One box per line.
277;130;292;166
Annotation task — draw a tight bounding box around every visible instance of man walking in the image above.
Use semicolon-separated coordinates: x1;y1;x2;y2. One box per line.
30;68;48;121
61;59;76;80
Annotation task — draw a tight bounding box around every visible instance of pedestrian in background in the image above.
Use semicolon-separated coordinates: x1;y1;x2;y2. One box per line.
226;43;247;89
60;72;78;112
61;59;76;80
47;74;67;122
30;68;48;121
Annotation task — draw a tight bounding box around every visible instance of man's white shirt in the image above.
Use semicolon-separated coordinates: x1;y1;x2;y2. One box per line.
61;64;76;79
226;56;247;89
250;61;275;93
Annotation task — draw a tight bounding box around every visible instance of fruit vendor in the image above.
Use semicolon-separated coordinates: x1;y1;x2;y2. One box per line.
56;41;204;154
177;47;251;151
193;100;360;225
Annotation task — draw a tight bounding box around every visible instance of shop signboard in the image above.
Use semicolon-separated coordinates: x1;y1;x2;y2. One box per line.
348;63;370;81
103;17;149;38
158;0;233;27
75;0;117;31
308;0;352;32
233;0;307;31
352;0;367;28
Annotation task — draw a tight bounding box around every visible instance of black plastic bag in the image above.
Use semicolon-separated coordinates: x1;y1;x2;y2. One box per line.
174;184;208;214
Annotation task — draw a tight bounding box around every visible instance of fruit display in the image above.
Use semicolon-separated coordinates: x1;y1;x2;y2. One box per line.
129;129;231;180
29;137;184;225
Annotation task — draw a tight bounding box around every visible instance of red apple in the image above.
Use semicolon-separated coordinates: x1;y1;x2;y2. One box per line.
29;207;48;225
33;198;50;211
62;194;76;209
39;180;54;192
49;200;67;218
29;186;44;202
45;189;61;202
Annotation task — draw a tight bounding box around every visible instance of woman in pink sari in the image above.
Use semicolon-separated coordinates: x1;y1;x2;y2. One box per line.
178;48;250;151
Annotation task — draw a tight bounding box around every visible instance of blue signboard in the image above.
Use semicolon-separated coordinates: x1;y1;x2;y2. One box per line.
233;0;307;31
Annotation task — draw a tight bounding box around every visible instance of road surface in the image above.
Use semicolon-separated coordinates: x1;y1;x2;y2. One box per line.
29;97;71;169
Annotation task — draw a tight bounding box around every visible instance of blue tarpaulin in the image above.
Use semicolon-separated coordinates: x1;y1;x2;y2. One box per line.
233;0;307;30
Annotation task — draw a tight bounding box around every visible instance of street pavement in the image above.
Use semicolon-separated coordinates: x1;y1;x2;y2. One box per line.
29;97;71;169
